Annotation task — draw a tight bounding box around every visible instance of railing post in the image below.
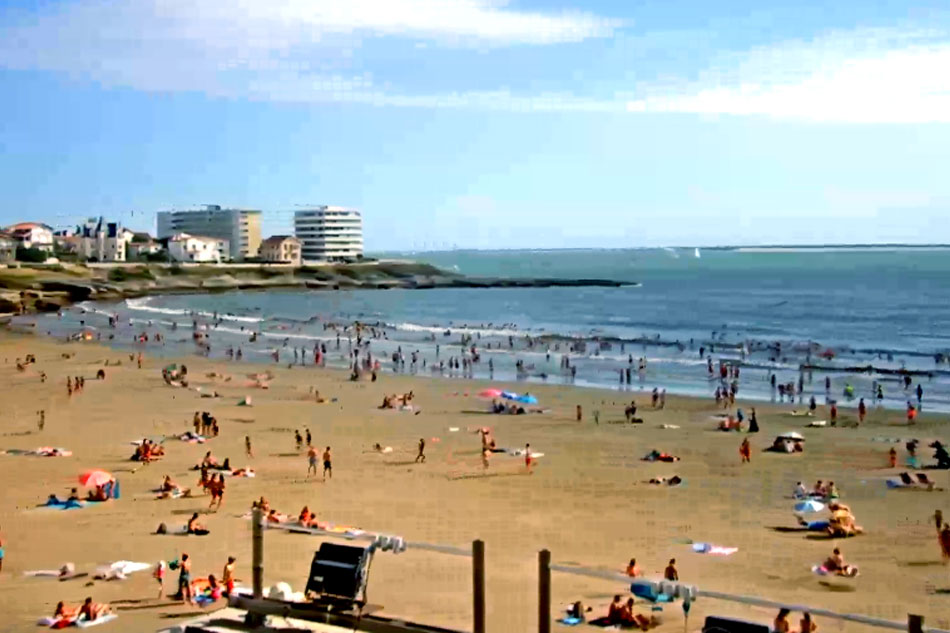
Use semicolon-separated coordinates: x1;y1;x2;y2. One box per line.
473;540;485;633
909;614;923;633
539;549;551;633
245;507;266;627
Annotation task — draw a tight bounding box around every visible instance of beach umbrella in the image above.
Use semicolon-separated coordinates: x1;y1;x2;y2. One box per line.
515;394;539;404
778;431;805;441
478;389;503;399
501;391;519;400
794;500;825;514
78;469;113;488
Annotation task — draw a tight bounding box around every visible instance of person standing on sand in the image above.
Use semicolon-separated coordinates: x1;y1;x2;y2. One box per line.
295;430;303;451
934;510;943;532
664;559;678;581
245;436;253;458
889;447;897;468
576;405;582;422
525;443;534;474
415;438;426;463
858;398;866;424
178;553;193;603
306;428;312;447
222;556;236;597
739;438;751;463
939;522;950;564
323;447;333;480
830;403;838;427
307;445;318;477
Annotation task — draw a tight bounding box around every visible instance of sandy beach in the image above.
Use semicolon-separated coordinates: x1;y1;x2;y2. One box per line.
0;330;948;632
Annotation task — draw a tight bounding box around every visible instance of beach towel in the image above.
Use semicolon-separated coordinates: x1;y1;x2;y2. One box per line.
811;564;858;577
557;617;583;626
692;543;738;556
806;420;828;428
37;614;118;629
93;561;151;580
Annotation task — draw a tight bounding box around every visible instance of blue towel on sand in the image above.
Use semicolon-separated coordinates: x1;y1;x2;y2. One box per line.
557;617;582;626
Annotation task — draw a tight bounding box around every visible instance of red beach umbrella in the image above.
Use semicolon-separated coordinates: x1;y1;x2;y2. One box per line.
78;469;113;488
477;388;503;399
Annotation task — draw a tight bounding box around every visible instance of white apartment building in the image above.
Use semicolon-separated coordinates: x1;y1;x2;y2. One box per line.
168;233;229;263
293;206;364;261
157;205;261;261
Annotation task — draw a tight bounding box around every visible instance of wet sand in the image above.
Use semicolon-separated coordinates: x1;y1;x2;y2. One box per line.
0;331;948;632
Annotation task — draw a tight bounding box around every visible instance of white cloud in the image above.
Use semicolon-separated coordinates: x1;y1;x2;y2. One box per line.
3;2;950;122
626;28;950;123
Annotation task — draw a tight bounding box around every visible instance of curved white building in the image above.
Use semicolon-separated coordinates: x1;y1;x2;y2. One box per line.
293;206;364;261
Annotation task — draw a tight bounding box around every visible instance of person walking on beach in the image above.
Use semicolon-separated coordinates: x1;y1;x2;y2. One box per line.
858;398;866;424
917;384;924;407
415;438;426;463
153;561;165;598
664;559;678;581
306;428;312;447
524;443;534;474
322;446;332;480
295;430;303;451
178;553;193;604
245;436;253;458
307;445;318;477
739;438;751;463
576;405;583;422
830;403;838;427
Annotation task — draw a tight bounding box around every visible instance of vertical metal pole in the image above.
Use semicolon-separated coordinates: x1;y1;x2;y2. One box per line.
252;507;264;599
473;540;486;633
908;614;924;633
539;549;551;633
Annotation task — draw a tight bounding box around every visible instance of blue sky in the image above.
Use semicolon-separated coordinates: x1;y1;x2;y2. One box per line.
1;0;949;249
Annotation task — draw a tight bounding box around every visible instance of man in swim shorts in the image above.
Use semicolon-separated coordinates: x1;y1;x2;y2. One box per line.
323;446;332;480
524;443;534;473
307;445;318;477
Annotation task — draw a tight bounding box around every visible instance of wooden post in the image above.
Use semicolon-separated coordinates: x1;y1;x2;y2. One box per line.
473;540;485;633
539;549;551;633
244;508;266;628
252;507;264;598
908;614;924;633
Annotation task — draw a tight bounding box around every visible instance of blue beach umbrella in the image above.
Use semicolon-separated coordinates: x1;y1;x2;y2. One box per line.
515;394;539;404
794;500;825;514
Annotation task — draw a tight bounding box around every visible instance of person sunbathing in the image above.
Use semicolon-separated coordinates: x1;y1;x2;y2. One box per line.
186;513;208;535
822;548;858;576
201;452;219;468
266;509;285;524
607;595;623;625
87;485;109;502
78;597;112;622
162;475;178;492
252;497;270;513
53;602;79;620
299;506;314;526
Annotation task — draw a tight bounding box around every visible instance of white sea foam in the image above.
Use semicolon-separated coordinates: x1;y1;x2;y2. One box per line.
124;297;262;323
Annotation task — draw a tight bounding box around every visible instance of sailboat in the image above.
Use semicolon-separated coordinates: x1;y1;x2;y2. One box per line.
694;248;701;259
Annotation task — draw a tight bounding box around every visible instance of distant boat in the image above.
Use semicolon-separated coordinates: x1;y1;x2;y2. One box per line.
694;248;701;259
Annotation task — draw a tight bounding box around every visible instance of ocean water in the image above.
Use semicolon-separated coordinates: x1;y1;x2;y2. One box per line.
15;247;950;412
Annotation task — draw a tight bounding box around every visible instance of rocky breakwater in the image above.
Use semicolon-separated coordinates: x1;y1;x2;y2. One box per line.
0;261;635;316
